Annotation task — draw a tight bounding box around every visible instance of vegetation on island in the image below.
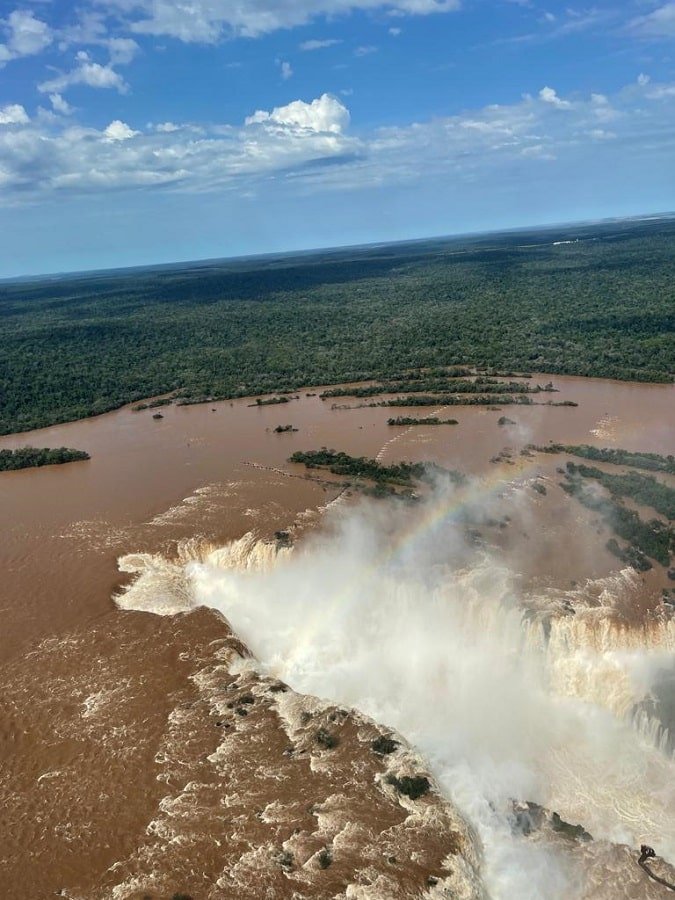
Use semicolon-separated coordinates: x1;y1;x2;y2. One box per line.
0;446;90;471
560;464;673;570
387;416;458;426
289;449;428;485
529;444;675;475
319;378;548;399
273;424;298;433
386;774;431;800
565;462;675;520
249;396;294;407
1;218;673;435
289;448;466;489
369;395;533;408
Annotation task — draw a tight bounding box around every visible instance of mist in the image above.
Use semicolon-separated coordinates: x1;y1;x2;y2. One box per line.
118;484;675;898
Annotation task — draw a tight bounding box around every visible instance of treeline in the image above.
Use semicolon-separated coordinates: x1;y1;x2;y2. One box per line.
530;443;675;475
1;218;674;435
387;416;458;426
0;446;90;471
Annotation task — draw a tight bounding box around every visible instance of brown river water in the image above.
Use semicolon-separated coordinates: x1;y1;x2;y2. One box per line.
0;374;673;898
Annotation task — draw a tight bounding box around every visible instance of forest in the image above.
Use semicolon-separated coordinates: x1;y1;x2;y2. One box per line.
1;218;673;435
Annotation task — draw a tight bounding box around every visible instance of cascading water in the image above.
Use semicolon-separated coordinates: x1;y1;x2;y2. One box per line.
116;497;675;899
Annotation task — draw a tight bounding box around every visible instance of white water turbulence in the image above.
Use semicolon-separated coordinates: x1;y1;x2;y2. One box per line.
118;490;675;899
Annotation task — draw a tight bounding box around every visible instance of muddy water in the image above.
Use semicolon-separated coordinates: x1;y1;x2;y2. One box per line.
0;374;673;898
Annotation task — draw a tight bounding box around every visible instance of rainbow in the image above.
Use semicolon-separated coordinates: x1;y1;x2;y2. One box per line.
276;452;544;669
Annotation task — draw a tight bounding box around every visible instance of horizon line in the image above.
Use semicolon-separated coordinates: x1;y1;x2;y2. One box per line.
3;209;675;285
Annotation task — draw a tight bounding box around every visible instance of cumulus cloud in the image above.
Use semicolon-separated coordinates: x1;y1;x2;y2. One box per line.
0;9;52;67
538;86;571;109
99;0;460;42
103;120;139;141
245;94;350;133
0;93;357;200
280;60;293;80
0;104;29;126
0;82;673;204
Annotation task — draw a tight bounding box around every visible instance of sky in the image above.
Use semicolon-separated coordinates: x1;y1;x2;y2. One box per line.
0;1;674;276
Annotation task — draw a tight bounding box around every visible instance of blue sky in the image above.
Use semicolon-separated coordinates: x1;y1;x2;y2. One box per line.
1;0;674;276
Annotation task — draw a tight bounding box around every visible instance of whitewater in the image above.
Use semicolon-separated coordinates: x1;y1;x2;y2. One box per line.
116;487;675;899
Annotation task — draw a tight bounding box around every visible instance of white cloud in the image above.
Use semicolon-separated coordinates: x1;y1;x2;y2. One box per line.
280;60;293;80
628;3;675;38
637;73;651;87
389;27;402;35
104;120;139;141
108;37;140;65
38;60;128;95
0;82;674;205
355;44;378;56
49;94;74;116
98;0;460;42
0;9;52;67
0;104;29;126
520;143;556;160
538;86;571;109
646;83;675;99
57;10;108;49
588;128;616;141
246;94;350;133
300;38;342;50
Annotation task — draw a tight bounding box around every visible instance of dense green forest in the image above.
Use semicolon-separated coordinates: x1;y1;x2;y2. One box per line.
0;447;90;471
1;219;673;435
